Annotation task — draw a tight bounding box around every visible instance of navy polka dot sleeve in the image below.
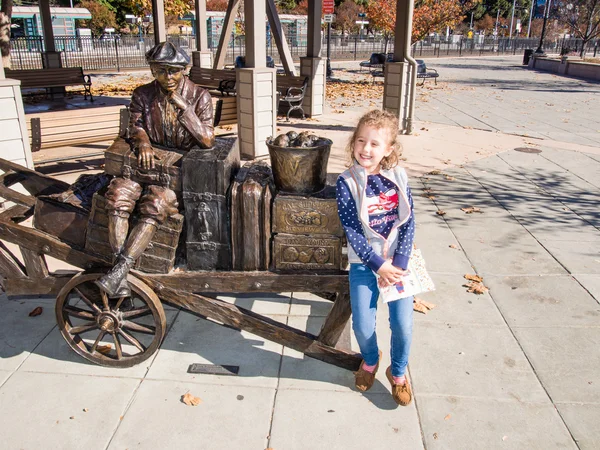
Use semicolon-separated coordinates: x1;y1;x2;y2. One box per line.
392;185;415;270
336;177;386;272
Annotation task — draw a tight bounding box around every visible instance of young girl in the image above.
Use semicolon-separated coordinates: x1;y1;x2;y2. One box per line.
336;110;415;406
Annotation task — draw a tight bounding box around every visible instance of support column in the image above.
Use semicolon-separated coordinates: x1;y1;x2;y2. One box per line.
192;0;212;68
39;0;61;68
214;0;241;69
266;0;296;76
384;0;417;133
151;0;167;44
300;57;326;116
0;58;34;169
303;0;325;117
237;0;276;159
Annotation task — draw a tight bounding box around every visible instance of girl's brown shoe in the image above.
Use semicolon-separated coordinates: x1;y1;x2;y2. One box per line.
386;366;412;406
354;351;382;392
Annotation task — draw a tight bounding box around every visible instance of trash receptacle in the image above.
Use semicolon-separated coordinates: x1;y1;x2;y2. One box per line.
523;49;534;65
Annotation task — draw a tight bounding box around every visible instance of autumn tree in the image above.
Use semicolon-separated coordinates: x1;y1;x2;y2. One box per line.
412;0;476;42
292;0;308;15
125;0;194;20
554;0;600;56
335;0;366;34
77;0;118;36
207;0;229;12
0;0;13;69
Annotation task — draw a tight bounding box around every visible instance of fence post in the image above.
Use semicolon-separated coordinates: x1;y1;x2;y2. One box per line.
459;37;462;57
115;39;120;72
354;35;357;60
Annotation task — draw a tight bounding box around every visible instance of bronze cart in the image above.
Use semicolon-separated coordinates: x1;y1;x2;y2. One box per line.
0;158;360;371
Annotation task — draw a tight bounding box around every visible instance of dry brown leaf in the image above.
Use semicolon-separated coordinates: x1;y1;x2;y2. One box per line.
425;195;437;200
83;408;88;413
96;344;112;355
449;244;459;249
464;281;489;294
28;306;43;317
461;206;482;214
413;297;435;314
182;392;202;406
436;210;446;216
444;414;451;420
433;433;439;440
444;175;455;181
464;274;483;283
427;169;442;175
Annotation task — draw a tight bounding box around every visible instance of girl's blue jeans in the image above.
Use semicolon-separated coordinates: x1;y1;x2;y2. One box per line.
349;263;413;377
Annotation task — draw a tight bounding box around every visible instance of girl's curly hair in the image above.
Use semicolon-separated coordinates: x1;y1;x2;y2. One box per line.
347;110;402;170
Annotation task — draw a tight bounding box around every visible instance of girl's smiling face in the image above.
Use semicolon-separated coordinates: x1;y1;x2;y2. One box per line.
353;125;394;174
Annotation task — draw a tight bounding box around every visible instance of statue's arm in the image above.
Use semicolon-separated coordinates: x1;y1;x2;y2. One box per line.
178;89;215;149
128;90;152;150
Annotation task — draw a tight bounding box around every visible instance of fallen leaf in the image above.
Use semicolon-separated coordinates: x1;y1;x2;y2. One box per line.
83;408;88;413
427;169;442;175
96;344;112;355
413;297;436;314
425;195;437;200
28;306;43;317
502;436;508;441
433;433;439;440
444;175;455;181
69;416;75;420
464;281;489;294
461;206;482;214
436;210;446;216
464;274;483;283
449;244;459;249
182;392;202;406
444;414;451;420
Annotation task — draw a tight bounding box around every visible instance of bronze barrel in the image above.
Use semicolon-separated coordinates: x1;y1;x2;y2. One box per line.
266;139;332;195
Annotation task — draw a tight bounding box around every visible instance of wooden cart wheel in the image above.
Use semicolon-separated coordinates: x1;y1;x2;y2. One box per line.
55;272;166;368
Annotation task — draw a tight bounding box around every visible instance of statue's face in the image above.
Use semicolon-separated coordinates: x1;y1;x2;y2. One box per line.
151;64;185;93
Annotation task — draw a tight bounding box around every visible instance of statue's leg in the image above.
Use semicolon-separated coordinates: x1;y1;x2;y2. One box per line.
104;177;143;257
97;185;178;298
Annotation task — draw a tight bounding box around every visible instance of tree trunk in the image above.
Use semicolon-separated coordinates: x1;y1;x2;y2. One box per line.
0;0;13;69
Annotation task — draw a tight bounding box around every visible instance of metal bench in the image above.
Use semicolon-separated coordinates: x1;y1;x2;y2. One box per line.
416;59;439;85
188;67;236;96
5;67;93;101
276;75;308;121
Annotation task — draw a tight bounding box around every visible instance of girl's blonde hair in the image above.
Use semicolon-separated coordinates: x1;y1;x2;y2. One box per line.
347;110;401;170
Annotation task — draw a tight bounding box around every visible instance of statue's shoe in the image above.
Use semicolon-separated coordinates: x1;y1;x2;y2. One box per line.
95;275;131;299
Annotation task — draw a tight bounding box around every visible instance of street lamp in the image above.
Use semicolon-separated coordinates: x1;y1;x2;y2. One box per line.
534;0;552;55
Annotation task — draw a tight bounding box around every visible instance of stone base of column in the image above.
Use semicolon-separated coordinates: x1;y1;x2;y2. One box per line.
383;62;411;133
192;51;213;68
300;57;326;117
236;68;277;159
42;51;62;69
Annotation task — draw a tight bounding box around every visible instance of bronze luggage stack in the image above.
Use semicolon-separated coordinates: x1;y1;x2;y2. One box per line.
272;185;344;271
85;193;184;274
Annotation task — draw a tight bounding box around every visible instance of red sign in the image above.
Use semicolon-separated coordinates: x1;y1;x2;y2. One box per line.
323;0;335;14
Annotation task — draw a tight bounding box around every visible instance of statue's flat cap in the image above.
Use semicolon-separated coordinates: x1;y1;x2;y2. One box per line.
146;42;190;67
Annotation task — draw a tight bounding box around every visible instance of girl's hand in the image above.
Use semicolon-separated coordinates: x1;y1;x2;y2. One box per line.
377;260;407;286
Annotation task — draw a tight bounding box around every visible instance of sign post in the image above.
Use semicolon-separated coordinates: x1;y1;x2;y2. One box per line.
323;0;335;78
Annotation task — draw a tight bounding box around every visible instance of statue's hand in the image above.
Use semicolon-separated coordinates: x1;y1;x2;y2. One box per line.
138;144;155;170
168;92;188;112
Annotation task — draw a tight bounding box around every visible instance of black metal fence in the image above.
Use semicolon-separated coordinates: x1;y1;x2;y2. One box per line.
9;34;599;72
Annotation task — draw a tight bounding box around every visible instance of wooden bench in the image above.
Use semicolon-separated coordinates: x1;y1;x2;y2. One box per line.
188;67;236;96
276;75;308;121
213;95;237;128
27;106;126;152
6;67;93;101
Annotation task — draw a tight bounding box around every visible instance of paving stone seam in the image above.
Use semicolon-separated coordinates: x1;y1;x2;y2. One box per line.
538;152;600;194
555;401;600;406
459;167;585;446
415;392;561;405
102;378;144;450
264;294;293;449
0;321;58;390
495;153;600;232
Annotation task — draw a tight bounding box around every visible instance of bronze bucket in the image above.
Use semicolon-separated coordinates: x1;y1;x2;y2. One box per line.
267;139;333;195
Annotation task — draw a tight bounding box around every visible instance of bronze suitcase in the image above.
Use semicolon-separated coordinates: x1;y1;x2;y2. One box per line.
273;234;342;272
33;197;89;248
104;137;185;192
85;193;184;274
272;192;343;237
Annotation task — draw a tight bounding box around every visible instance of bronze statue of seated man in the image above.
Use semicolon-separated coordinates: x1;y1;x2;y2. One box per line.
97;42;215;298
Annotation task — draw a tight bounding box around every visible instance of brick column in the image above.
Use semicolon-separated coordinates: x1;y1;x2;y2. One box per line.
300;57;326;117
383;62;411;131
236;68;277;159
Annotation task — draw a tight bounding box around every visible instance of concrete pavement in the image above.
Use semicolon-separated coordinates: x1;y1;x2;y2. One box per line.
1;55;599;449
